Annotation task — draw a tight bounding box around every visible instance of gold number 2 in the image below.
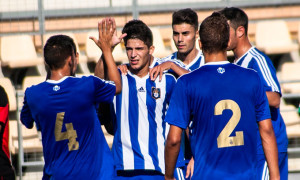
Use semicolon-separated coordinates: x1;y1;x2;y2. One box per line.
214;100;244;148
55;112;79;151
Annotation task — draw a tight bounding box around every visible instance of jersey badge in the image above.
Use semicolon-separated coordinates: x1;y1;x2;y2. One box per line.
217;67;225;74
53;85;60;91
151;87;161;99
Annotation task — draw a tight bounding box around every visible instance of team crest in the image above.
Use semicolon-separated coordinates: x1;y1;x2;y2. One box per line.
151;87;161;99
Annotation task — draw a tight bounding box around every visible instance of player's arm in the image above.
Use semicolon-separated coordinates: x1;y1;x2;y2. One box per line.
20;94;34;129
266;91;280;108
258;119;280;180
98;102;115;135
165;125;183;180
91;18;126;94
150;61;189;81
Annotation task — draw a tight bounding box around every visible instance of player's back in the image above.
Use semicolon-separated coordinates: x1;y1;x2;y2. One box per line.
21;76;114;179
181;62;270;179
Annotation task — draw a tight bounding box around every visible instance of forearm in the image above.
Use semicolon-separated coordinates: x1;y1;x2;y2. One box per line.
165;140;180;179
170;62;189;76
102;48;122;94
259;119;280;180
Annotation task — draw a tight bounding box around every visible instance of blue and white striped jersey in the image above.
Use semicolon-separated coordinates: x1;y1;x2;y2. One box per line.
112;72;176;174
235;46;288;153
162;50;204;71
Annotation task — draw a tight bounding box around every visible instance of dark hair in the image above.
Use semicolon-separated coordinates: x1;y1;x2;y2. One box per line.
43;35;77;70
172;8;198;30
122;19;153;48
219;7;248;35
199;12;229;54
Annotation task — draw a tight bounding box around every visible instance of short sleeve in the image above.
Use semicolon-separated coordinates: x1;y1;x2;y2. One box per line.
165;77;190;129
254;74;271;122
20;90;34;129
92;76;116;103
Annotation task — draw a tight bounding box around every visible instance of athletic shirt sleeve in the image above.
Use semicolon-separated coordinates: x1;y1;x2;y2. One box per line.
165;77;190;129
254;73;271;122
248;57;281;95
165;74;177;104
20;89;34;129
92;76;116;103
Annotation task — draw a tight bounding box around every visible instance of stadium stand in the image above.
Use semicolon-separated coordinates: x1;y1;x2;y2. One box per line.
112;43;128;64
22;76;46;91
281;101;300;138
85;31;102;63
280;62;300;98
255;20;299;55
0;35;43;68
151;27;172;58
9;120;43;155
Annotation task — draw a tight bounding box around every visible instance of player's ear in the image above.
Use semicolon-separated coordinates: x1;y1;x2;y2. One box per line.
195;29;199;39
198;39;202;50
236;26;245;38
149;45;155;55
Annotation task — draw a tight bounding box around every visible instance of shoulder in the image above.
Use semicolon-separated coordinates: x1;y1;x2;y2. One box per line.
0;85;8;106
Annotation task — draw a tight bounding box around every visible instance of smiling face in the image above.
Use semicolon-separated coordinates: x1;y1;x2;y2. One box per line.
172;23;198;55
126;38;154;76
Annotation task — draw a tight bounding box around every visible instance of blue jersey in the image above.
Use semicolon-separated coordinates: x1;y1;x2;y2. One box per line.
162;50;204;71
112;72;176;174
235;47;288;154
21;76;115;180
165;62;271;179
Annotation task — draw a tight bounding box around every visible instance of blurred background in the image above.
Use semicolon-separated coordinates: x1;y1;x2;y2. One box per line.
1;0;300;179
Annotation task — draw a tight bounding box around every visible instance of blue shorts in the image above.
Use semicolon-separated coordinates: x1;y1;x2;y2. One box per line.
256;152;288;180
174;167;186;180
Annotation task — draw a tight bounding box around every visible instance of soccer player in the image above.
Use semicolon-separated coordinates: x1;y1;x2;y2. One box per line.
0;85;15;180
164;12;280;180
20;18;121;179
96;19;177;180
150;8;204;80
219;7;288;180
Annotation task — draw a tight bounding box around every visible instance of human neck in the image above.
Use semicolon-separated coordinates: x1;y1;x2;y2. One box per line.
50;67;73;81
203;51;227;63
177;48;198;65
233;38;252;62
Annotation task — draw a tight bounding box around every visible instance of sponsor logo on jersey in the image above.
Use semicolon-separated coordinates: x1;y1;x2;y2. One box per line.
151;87;161;99
53;85;60;91
217;67;225;74
138;86;145;92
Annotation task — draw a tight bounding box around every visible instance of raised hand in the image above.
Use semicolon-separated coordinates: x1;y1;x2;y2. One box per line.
89;18;115;52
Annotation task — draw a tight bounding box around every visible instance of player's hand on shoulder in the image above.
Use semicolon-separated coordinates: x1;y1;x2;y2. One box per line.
118;64;129;75
150;62;172;81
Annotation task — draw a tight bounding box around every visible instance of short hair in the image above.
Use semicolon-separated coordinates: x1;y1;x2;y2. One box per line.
199;12;229;54
219;7;248;35
44;35;77;70
122;19;153;48
172;8;198;30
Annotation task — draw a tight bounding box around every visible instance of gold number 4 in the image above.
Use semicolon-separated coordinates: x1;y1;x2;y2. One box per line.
215;100;244;148
55;112;79;151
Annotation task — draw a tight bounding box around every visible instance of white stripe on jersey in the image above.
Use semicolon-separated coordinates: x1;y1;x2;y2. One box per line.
154;75;167;173
136;77;155;170
120;75;135;170
261;161;269;180
250;48;280;92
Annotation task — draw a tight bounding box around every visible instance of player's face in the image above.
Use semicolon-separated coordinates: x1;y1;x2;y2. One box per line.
172;23;198;55
126;38;154;75
227;22;238;51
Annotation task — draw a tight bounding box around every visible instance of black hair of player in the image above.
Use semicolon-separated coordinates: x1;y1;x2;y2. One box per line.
44;35;77;70
219;7;249;35
172;8;199;31
122;19;153;48
199;12;229;54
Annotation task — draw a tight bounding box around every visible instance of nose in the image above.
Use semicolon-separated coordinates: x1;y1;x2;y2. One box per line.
178;34;183;42
131;49;137;58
